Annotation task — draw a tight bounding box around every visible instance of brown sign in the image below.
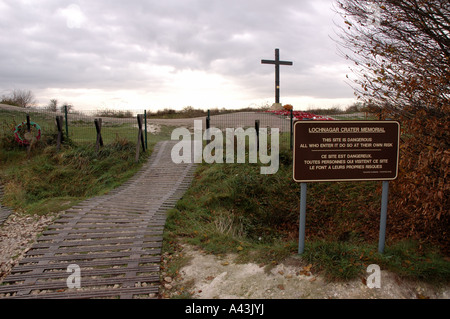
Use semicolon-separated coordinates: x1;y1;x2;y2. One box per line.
293;121;400;182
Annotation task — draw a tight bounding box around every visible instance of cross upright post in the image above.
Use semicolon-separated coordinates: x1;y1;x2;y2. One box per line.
261;48;293;104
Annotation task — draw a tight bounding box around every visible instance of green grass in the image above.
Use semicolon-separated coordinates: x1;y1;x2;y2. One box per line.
0;111;178;216
0;109;174;146
67;123;172;145
68;123;137;144
0;108;175;216
0;139;150;216
300;240;450;283
0;110;58;137
163;143;450;284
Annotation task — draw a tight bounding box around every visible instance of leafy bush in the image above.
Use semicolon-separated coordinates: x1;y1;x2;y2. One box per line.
335;1;449;253
1;89;36;108
0;97;20;107
389;108;450;254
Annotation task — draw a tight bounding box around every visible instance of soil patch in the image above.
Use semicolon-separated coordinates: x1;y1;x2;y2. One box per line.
162;245;450;299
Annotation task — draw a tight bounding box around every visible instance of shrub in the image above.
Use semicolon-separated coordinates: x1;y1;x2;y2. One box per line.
389;108;450;253
1;89;36;108
95;109;134;118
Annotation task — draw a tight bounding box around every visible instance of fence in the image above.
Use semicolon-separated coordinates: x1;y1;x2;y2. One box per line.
0;106;148;148
205;109;372;150
1;105;372;151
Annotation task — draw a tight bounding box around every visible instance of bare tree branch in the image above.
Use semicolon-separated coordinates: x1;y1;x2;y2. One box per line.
334;0;450;117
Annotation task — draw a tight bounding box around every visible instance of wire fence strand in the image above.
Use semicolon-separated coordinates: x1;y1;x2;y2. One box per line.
1;105;372;150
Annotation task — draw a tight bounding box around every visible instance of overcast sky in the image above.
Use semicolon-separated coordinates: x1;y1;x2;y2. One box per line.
0;0;356;111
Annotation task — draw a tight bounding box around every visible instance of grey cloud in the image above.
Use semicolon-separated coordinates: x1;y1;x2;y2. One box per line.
0;0;353;105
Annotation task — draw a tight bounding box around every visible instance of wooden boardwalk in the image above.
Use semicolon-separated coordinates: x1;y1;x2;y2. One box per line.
0;140;196;299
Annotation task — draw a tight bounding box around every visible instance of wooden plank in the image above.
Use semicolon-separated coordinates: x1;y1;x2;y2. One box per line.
1;141;195;299
3;286;159;299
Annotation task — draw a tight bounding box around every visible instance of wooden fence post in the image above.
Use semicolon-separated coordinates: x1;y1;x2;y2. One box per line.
25;114;31;156
144;110;148;150
94;118;103;152
290;109;293;150
206;116;210;145
255;119;260;151
56;115;63;150
135;114;145;162
64;104;69;139
26;114;31;132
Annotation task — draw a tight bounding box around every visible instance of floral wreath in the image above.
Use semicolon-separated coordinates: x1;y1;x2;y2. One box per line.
14;121;41;145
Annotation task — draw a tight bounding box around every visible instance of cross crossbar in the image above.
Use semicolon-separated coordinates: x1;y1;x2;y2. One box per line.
261;60;293;66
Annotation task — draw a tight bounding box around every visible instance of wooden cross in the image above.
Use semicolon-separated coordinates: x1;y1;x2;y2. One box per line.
261;48;293;104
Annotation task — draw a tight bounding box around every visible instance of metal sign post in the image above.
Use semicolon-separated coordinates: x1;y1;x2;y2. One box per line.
378;181;390;253
298;182;307;254
293;120;400;255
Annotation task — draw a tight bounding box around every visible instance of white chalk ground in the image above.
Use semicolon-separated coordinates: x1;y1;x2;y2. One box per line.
132;123;161;134
163;245;450;299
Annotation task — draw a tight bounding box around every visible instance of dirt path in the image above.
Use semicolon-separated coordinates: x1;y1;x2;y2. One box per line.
161;245;450;299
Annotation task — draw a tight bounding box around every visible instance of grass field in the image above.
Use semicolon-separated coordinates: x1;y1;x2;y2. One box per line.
0;140;150;216
0;108;173;146
0;108;173;216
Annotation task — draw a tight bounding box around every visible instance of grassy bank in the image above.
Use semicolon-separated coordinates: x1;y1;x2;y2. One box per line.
0;118;160;215
0;141;149;216
163;145;450;284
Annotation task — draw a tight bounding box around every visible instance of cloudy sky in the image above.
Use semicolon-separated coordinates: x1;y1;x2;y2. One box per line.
0;0;356;112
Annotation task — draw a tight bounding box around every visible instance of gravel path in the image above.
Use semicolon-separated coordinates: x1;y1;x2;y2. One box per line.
0;213;59;284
